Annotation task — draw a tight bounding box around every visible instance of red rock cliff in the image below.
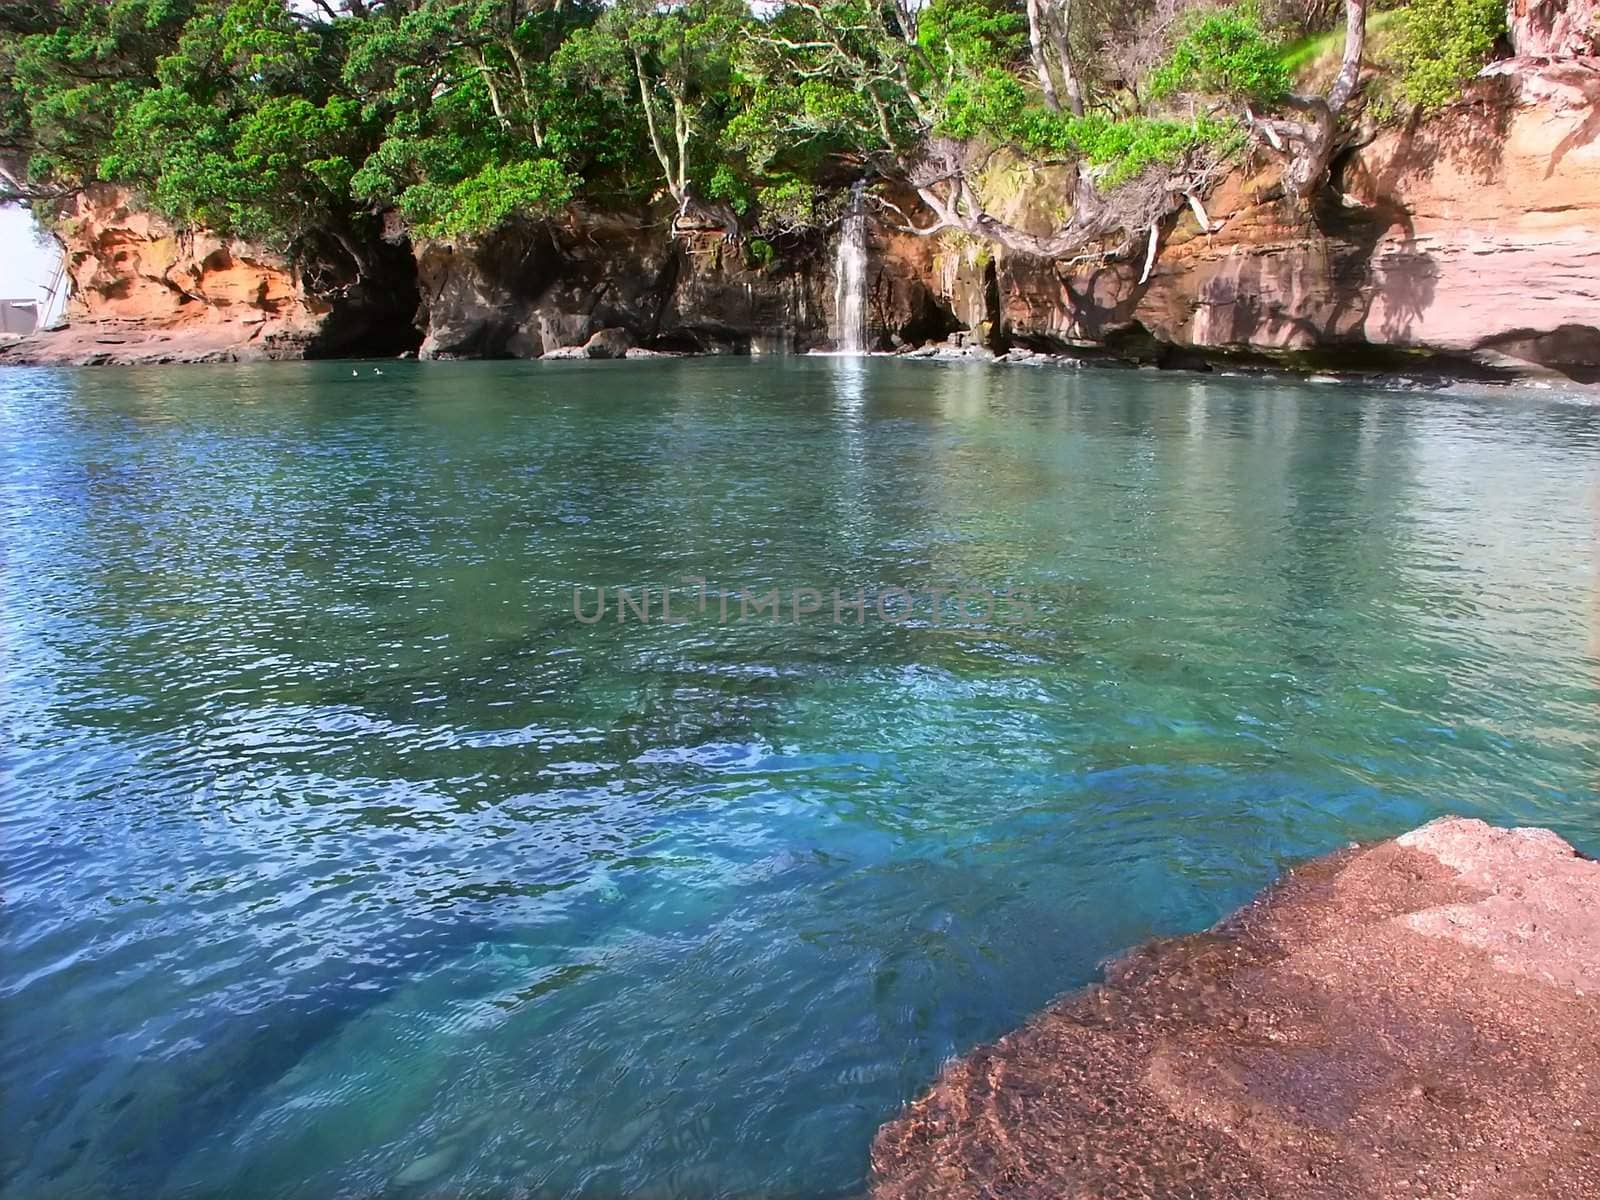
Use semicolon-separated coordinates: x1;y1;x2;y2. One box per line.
928;72;1600;380
1;186;419;365
6;76;1596;376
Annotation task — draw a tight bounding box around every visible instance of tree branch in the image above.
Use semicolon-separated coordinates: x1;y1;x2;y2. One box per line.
1138;222;1160;283
1243;0;1365;197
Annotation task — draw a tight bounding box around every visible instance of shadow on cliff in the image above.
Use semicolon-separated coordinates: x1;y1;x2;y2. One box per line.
1316;180;1434;350
1544;66;1600;176
299;225;425;358
1477;324;1600;382
1147;93;1527;374
414;223;572;358
415;215;860;357
1343;88;1600;380
1295;97;1517;368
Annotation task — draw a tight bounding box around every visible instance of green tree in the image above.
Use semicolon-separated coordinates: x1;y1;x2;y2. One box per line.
1;0;1378;265
1148;5;1289;104
1390;0;1505;112
557;0;746;231
344;0;611;239
4;0;199;194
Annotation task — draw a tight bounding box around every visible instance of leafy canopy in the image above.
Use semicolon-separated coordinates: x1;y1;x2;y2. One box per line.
1148;6;1289;104
1;0;1388;251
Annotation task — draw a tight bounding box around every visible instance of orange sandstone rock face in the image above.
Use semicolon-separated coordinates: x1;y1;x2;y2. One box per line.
1;186;419;365
1;186;325;364
869;817;1600;1200
64;189;317;326
962;85;1600;379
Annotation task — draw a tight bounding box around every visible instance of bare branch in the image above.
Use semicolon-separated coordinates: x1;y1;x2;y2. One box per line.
1242;0;1366;197
1138;222;1159;283
1326;0;1368;114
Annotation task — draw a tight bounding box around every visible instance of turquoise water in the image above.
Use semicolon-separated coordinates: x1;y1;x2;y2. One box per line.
2;358;1597;1199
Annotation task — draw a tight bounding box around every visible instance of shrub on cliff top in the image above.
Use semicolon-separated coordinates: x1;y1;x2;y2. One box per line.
1390;0;1506;112
938;68;1241;188
1148;5;1290;104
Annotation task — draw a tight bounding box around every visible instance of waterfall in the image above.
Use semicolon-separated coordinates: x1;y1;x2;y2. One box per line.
832;182;868;354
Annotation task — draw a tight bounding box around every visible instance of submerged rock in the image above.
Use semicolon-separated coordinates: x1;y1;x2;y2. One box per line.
870;817;1600;1200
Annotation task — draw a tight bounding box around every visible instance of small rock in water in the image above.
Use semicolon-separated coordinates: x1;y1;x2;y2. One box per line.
581;327;633;359
393;1147;455;1187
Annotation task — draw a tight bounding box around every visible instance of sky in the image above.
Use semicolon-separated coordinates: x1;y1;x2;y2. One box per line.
0;206;67;322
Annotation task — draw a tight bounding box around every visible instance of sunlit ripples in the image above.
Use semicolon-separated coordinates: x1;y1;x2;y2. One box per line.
2;359;1597;1199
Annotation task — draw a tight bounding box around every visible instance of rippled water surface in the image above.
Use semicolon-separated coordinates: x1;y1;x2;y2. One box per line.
3;359;1598;1199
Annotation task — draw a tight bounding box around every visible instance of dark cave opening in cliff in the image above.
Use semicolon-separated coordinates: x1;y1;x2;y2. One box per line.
304;233;425;360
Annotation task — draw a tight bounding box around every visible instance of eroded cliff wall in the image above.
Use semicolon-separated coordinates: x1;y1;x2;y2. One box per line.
408;74;1599;379
5;76;1596;377
0;186;419;365
929;72;1600;379
410;209;955;359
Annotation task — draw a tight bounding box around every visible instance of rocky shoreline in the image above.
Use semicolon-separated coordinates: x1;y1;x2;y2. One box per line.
0;328;1531;394
7;327;1591;402
4;67;1597;382
869;816;1600;1199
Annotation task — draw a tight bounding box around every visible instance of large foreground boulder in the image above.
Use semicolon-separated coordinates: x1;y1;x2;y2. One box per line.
871;817;1600;1199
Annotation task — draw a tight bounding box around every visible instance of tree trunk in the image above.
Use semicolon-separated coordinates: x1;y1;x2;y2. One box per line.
1327;0;1367;115
1025;0;1062;111
471;49;511;130
1244;0;1366;197
633;49;684;208
1046;0;1085;118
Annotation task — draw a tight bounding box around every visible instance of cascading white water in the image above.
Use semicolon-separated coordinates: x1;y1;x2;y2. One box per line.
832;182;868;354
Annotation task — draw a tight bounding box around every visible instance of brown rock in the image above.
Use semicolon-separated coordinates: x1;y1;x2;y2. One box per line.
1;185;418;366
411;206;955;358
911;95;1600;379
580;327;633;358
870;817;1600;1200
